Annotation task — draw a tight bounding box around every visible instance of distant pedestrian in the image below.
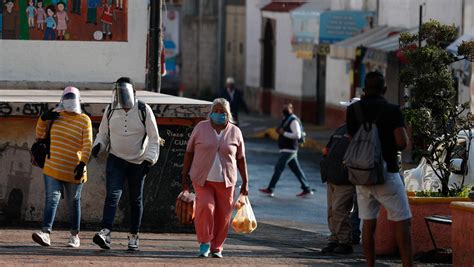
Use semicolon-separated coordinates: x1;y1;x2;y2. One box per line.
32;86;93;248
92;77;160;251
346;72;412;267
181;98;249;258
219;77;249;126
320;97;359;255
259;103;312;197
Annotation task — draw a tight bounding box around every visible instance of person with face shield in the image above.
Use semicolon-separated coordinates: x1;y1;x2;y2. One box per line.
91;77;160;251
32;86;93;248
259;103;313;198
181;98;249;258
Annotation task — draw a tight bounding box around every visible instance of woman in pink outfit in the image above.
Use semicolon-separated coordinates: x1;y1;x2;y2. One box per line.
181;98;249;258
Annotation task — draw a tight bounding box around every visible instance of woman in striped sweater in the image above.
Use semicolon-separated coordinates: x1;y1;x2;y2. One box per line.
32;87;93;248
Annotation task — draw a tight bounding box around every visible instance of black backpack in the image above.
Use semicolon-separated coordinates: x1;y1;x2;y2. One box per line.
30;121;54;169
320;124;351;185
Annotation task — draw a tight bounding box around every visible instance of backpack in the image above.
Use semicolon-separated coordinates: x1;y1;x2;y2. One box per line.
30;121;54;168
320;124;351;185
343;103;385;185
283;115;306;145
106;100;148;150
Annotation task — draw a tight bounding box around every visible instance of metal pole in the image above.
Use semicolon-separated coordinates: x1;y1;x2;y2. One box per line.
418;4;422;48
147;0;162;92
217;0;226;94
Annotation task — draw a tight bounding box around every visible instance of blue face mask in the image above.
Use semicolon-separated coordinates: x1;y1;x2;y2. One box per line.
210;112;227;125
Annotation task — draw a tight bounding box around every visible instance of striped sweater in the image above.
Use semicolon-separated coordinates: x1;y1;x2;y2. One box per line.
36;112;93;183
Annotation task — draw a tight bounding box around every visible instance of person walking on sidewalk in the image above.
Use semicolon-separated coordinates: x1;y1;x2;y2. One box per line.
259;103;312;197
181;98;249;258
346;72;412;267
219;77;249;126
320;98;360;255
91;77;160;251
32;87;93;248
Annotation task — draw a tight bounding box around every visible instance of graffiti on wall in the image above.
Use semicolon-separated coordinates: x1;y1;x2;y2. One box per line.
1;0;127;41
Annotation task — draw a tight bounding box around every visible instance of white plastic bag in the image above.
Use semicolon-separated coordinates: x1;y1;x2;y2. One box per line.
231;195;257;234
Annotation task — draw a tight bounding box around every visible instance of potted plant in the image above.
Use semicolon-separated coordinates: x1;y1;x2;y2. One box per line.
375;20;474;256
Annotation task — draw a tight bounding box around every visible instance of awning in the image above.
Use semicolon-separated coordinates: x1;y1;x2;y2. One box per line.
261;1;304;12
329;26;403;60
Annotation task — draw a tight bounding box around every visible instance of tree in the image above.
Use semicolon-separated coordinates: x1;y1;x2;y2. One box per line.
400;20;474;196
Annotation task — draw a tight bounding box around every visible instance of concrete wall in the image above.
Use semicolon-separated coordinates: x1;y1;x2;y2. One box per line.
261;11;303;98
0;2;148;87
326;57;351;106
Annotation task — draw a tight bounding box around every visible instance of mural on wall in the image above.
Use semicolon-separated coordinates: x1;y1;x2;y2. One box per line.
0;0;128;41
162;10;179;78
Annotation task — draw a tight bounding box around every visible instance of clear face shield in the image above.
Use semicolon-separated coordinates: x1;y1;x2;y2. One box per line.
55;92;82;114
112;82;135;110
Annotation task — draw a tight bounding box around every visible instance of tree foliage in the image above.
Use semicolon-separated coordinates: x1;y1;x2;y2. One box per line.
400;20;474;196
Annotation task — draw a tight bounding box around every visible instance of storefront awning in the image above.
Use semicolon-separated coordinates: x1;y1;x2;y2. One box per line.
329;26;403;60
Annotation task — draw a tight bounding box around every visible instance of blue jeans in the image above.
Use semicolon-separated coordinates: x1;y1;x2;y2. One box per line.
101;154;147;234
44;27;56;40
268;151;310;191
42;175;83;234
351;192;361;241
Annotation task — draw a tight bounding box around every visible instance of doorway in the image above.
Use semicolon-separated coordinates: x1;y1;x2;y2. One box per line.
261;18;275;114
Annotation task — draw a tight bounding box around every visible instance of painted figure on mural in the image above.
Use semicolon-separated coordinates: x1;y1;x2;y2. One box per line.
100;0;115;40
26;0;36;28
116;0;123;10
0;0;4;39
71;0;81;15
55;1;68;40
43;5;56;40
86;0;101;25
3;0;20;39
36;1;45;31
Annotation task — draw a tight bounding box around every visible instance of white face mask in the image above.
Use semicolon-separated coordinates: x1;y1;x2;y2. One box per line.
62;99;81;113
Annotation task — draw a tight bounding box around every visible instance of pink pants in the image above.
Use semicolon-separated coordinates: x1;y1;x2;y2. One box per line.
193;181;234;252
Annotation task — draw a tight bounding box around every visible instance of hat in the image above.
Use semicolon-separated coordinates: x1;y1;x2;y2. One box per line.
339;97;360;106
63;86;80;97
226;77;235;84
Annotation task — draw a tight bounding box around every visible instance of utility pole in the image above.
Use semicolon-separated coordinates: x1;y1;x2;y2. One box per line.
147;0;163;92
418;3;424;48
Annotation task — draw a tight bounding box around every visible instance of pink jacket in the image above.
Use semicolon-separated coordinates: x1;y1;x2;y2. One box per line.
186;120;245;188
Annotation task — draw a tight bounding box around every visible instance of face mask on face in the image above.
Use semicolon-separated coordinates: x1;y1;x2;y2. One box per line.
62;99;80;113
282;109;290;117
210;112;227;125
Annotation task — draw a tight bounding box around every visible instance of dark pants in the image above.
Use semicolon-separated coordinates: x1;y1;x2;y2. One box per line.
44;27;55;40
72;0;81;14
268;151;310;191
351;192;361;242
101;154;147;234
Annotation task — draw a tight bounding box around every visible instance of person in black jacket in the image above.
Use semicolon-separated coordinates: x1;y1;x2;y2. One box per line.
219;77;249;126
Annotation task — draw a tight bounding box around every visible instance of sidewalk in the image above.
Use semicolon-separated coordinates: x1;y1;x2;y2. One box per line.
239;113;334;153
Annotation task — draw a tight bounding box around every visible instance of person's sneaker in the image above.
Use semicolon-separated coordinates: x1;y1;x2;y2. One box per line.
66;234;80;248
258;188;274;197
321;242;338;253
198;243;210;257
296;190;313;198
128;234;139;251
32;231;51;247
333;244;354;254
211;251;223;258
93;228;111;249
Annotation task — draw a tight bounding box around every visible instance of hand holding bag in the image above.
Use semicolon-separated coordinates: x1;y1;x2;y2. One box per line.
175;190;195;225
231;195;257;234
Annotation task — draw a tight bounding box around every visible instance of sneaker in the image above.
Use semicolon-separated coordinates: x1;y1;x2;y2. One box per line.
128;234;139;251
211;251;223;258
198;243;210;257
296;190;313;198
32;231;51;247
321;242;338;253
93;228;111;250
258;188;274;197
67;234;80;248
333;244;354;254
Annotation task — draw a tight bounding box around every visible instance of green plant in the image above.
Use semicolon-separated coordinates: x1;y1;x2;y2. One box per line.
415;184;470;197
400;20;474;196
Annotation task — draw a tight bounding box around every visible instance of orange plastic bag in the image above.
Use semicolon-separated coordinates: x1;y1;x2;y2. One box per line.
175;190;195;225
231;195;257;234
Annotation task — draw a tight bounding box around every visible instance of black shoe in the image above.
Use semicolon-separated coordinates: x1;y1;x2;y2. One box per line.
333;244;354;254
93;228;111;249
321;242;339;253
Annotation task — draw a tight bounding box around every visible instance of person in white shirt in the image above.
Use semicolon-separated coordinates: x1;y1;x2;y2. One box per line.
259;103;312;197
91;77;160;251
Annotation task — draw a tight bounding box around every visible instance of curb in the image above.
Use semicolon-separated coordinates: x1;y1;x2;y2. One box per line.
251;128;326;153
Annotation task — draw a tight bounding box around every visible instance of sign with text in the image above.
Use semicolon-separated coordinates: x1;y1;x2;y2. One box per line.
319;11;375;44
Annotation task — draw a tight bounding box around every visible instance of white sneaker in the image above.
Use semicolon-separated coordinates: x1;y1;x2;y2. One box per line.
128;234;139;251
32;231;51;247
67;234;80;248
93;228;111;249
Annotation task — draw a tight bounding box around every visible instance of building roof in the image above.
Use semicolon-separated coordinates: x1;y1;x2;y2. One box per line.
290;1;331;16
261;1;305;12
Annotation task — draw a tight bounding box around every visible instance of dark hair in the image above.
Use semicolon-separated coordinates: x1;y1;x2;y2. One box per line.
46;4;55;13
116;77;135;90
364;71;385;95
57;1;65;7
